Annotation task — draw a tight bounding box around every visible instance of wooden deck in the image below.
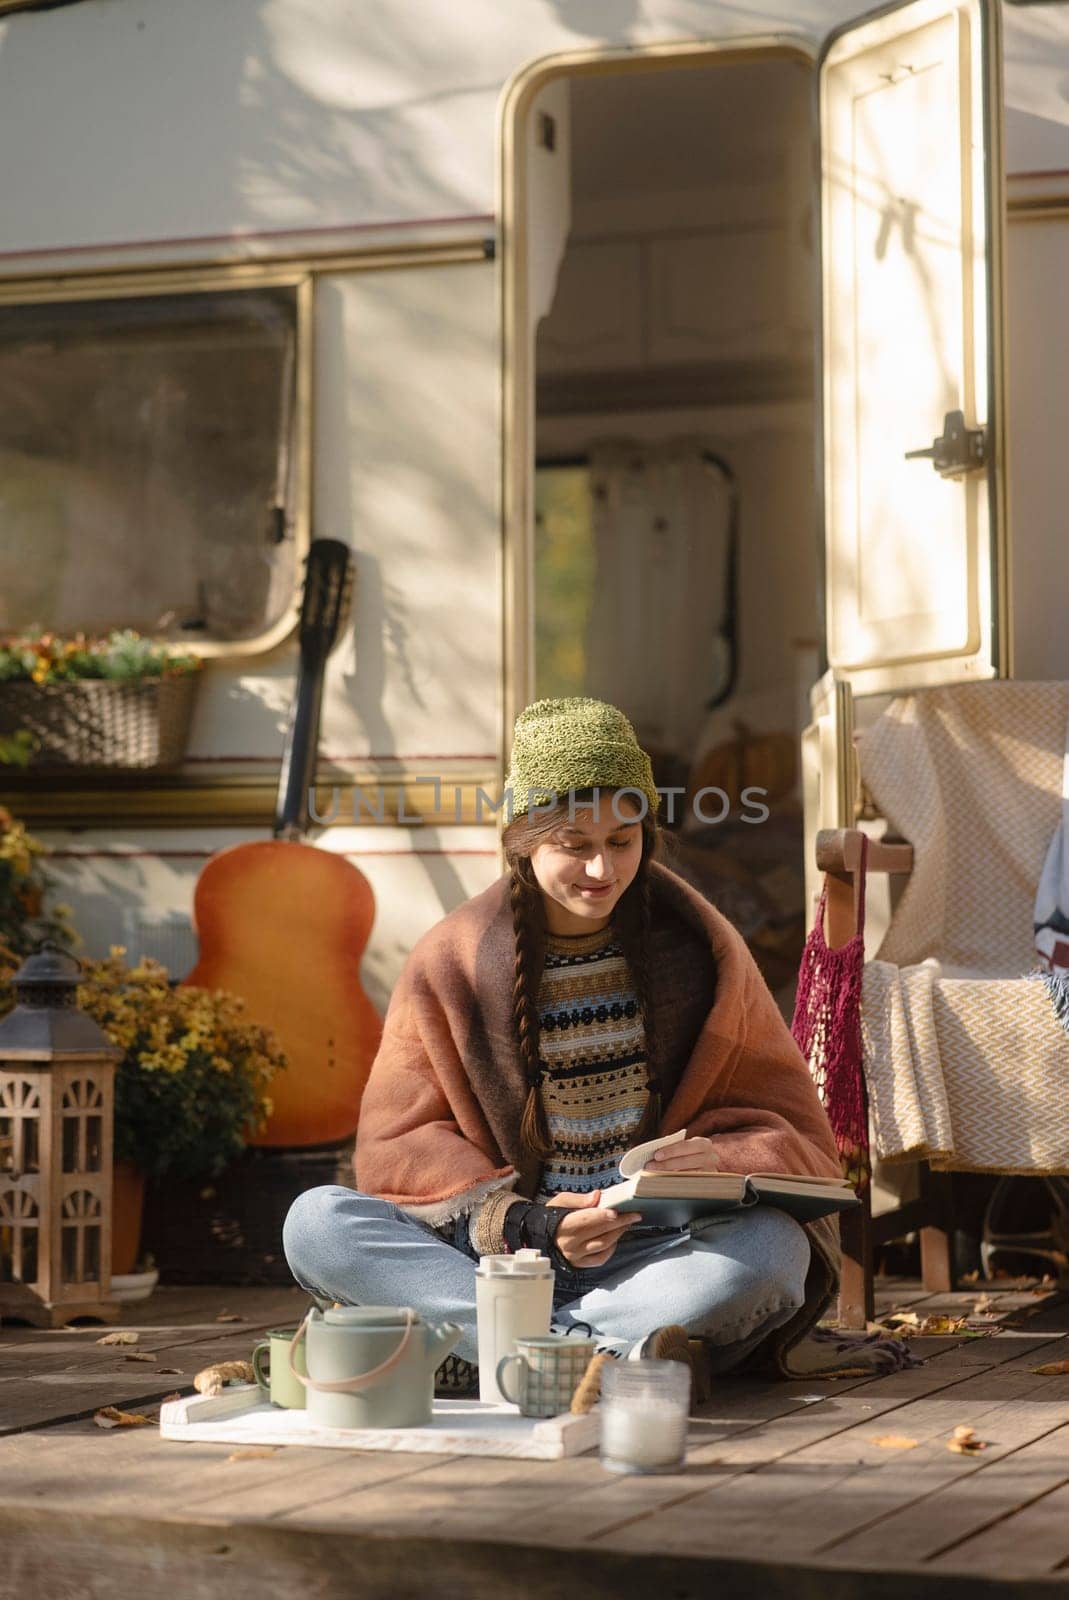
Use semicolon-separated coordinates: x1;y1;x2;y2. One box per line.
2;1278;1069;1600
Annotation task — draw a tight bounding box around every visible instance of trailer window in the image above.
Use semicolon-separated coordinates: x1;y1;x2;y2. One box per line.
0;285;300;648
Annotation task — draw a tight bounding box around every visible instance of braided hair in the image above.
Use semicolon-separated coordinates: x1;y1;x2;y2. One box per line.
501;791;662;1162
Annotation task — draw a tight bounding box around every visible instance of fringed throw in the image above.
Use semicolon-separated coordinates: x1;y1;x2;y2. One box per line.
1034;702;1069;973
1027;968;1069;1037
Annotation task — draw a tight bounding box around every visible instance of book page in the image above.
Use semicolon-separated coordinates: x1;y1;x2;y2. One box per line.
617;1128;686;1179
749;1173;854;1189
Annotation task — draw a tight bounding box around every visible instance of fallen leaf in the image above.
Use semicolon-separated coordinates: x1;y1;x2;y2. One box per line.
818;1367;874;1379
960;1270;980;1284
885;1311;921;1329
871;1434;919;1450
972;1294;996;1316
947;1425;988;1454
1032;1360;1069;1377
226;1447;278;1462
214;1311;244;1324
159;1392;182;1404
866;1321;908;1341
123;1351;155;1363
93;1406;152;1429
156;1367;183;1376
917;1315;968;1336
96;1330;139;1346
880;1310;969;1336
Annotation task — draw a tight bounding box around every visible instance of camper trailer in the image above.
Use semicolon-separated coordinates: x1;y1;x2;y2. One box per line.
1;0;1067;1068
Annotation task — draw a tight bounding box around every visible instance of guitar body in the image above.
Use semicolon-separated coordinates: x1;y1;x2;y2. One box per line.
184;541;382;1147
186;840;382;1147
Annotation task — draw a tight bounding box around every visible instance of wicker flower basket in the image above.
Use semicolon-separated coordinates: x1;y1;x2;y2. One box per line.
0;674;198;771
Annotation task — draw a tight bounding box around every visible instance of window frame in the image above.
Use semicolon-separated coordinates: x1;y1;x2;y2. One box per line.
0;260;314;660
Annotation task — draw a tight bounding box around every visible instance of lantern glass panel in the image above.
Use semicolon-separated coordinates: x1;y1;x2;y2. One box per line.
0;1117;11;1174
84;1116;102;1172
84;1225;100;1282
62;1116;79;1173
61;1225;78;1282
0;1220;11;1281
20;1223;37;1282
22;1118;39;1173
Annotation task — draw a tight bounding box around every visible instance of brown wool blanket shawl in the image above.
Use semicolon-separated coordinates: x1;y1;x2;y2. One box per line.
355;861;843;1370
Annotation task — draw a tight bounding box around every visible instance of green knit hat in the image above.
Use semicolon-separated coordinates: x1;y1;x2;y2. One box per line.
504;697;659;823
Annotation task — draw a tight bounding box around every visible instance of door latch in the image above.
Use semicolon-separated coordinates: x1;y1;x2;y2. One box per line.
905;410;986;477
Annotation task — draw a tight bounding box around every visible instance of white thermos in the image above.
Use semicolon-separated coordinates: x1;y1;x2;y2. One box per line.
474;1249;555;1404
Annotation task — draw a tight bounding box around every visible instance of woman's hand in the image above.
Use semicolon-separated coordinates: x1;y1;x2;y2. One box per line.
648;1136;719;1173
545;1190;641;1268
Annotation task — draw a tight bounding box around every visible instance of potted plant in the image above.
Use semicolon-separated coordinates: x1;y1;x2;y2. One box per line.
0;806;76;962
73;951;286;1277
0;629;201;770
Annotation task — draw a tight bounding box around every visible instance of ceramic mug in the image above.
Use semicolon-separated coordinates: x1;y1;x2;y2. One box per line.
252;1326;307;1409
496;1334;599;1418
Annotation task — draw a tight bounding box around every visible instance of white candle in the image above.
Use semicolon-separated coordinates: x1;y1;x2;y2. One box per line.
600;1399;688;1472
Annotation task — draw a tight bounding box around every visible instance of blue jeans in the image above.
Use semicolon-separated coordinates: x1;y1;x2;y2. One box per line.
282;1187;811;1372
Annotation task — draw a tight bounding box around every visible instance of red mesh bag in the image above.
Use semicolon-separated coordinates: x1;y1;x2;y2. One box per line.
791;834;869;1190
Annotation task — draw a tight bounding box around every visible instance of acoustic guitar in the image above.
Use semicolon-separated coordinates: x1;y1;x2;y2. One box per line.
184;539;382;1147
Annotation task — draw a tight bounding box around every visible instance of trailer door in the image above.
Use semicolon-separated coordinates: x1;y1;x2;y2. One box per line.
819;0;1007;697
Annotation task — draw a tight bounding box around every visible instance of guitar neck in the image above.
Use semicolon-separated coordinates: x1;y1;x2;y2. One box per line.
274;662;326;839
271;538;353;841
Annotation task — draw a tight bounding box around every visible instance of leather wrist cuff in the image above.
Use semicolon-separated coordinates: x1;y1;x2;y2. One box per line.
503;1200;569;1268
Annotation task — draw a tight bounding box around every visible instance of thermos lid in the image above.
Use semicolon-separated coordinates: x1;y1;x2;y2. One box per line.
322;1305;419;1328
475;1249;553;1277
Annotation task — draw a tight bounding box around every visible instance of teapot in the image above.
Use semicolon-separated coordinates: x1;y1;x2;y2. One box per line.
290;1305;462;1429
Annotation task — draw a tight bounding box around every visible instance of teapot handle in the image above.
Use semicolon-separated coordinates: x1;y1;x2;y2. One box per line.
287;1306;416;1393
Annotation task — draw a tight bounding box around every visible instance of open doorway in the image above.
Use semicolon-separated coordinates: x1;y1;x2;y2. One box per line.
523;49;819;1012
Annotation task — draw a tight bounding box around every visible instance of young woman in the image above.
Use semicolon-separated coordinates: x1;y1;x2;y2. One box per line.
283;698;843;1395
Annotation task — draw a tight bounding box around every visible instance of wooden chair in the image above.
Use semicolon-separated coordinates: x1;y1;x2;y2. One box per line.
815;826;960;1327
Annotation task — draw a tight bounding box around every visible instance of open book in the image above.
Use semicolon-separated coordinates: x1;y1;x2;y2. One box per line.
599;1130;859;1227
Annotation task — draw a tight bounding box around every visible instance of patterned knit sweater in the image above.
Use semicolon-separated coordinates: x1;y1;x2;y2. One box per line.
469;921;648;1253
535;925;648;1199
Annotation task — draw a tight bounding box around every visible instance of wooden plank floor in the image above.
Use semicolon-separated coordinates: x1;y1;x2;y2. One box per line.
1;1278;1068;1600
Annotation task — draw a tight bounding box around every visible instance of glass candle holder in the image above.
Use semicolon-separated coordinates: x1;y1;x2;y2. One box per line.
599;1358;690;1475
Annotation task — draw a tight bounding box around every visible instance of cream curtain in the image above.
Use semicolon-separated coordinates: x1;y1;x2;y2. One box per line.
584;439;731;756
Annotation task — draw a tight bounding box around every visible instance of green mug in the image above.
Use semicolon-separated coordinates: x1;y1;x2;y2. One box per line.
496;1335;600;1418
252;1326;307;1409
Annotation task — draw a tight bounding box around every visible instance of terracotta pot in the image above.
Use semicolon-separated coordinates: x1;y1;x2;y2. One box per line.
111;1161;146;1276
